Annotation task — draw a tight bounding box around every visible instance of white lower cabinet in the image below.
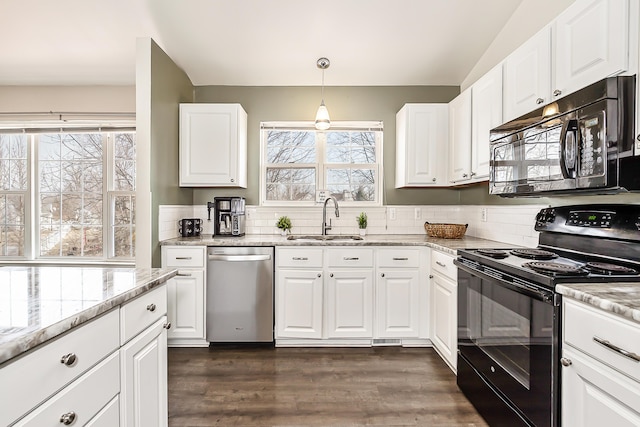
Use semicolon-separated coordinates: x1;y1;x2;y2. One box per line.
561;298;640;426
376;269;420;338
327;269;374;338
86;396;120;427
162;246;207;346
275;246;427;345
276;269;324;339
120;315;169;427
429;250;458;372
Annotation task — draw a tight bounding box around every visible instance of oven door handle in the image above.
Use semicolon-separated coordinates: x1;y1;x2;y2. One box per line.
454;259;557;305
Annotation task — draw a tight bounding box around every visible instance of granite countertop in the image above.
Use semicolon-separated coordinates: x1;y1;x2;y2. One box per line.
160;234;511;256
0;266;177;365
557;283;640;324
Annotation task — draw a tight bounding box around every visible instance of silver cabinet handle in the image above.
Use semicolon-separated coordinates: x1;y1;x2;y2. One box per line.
60;353;77;366
230;178;235;182
429;275;434;279
208;254;271;262
147;303;156;312
462;173;468;178
343;257;359;261
553;89;562;97
593;336;640;362
163;322;172;330
317;273;321;278
560;357;572;367
435;261;446;267
176;272;192;277
432;178;436;182
381;273;385;277
60;411;76;425
175;256;192;260
536;97;544;104
330;273;334;277
393;257;409;261
293;257;308;261
470;172;476;177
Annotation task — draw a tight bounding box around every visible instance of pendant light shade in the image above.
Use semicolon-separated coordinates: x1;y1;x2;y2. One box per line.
315;57;331;130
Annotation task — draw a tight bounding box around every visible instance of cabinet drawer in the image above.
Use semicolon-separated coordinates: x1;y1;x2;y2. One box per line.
326;248;374;268
121;285;167;345
14;351;120;427
85;395;119;427
162;246;206;268
277;248;323;268
564;299;640;383
0;309;119;427
431;250;457;281
377;249;420;268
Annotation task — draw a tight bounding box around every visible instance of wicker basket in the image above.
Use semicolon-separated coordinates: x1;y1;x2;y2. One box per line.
424;222;468;239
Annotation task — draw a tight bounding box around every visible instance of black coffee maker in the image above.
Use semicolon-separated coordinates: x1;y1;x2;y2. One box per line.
213;197;246;236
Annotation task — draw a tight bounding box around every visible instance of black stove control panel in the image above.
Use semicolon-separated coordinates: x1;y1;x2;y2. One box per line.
567;210;614;228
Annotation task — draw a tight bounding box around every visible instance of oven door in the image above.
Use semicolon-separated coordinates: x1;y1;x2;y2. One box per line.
456;261;560;427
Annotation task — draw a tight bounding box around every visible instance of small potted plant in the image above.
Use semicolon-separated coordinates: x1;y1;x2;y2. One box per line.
276;216;292;236
356;212;368;236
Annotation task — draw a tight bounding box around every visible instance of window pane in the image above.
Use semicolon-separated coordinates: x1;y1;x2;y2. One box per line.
112;195;135;259
266;131;316;163
326;168;376;201
326;131;376;164
0;135;28;191
114;133;136;191
266;168;316;201
83;226;103;256
114;227;134;257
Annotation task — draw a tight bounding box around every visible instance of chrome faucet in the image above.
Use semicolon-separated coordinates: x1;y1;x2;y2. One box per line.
322;196;340;235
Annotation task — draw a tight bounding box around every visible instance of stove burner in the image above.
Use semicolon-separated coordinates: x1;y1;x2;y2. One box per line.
523;261;589;276
584;262;639;276
476;249;509;259
511;248;558;260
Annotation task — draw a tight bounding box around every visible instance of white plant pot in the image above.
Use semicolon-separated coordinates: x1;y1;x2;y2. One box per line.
359;229;366;236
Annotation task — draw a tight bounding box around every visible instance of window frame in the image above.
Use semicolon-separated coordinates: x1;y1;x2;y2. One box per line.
0;129;135;264
260;121;383;207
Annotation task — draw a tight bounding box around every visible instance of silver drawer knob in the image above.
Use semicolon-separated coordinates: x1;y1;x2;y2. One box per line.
553;89;562;97
163;322;172;330
60;353;77;366
560;357;572;367
147;303;156;312
60;411;76;425
536;97;544;104
381;273;385;277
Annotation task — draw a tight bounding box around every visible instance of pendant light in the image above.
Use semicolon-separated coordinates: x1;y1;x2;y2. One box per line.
315;57;331;130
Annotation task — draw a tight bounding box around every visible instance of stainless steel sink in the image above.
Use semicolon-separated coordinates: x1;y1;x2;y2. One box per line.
286;235;363;241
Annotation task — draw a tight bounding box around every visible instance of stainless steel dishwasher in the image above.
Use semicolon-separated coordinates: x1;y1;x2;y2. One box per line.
206;246;274;343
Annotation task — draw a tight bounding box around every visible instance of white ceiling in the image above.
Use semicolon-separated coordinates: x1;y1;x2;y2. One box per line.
0;0;524;87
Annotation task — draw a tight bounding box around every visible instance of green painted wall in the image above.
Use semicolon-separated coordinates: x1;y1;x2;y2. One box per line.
192;85;465;205
150;41;194;266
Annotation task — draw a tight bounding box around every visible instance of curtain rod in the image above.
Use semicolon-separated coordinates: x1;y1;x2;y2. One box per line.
0;111;135;119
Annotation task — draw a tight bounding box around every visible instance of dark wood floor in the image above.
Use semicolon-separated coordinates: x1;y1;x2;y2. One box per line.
168;346;488;427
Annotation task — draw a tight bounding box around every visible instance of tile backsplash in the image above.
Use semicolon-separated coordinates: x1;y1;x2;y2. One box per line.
159;203;547;247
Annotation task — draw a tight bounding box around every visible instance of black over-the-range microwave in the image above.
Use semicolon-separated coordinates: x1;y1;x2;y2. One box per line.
489;75;640;197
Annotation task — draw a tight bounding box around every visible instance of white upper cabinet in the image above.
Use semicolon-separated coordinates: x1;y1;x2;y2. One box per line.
395;104;449;187
504;0;631;122
503;27;552;122
471;65;503;180
448;88;472;184
179;103;247;187
553;0;629;99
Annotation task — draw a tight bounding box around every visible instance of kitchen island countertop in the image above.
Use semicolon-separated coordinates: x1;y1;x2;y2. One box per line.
557;283;640;324
160;233;512;256
0;266;176;365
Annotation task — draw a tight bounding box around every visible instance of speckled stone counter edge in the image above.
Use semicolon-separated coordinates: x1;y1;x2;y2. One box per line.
0;268;177;366
557;283;640;324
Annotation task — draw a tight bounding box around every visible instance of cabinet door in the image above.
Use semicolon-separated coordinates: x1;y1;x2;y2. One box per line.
561;348;640;427
395;104;448;187
276;269;323;339
166;271;205;340
553;0;628;99
448;89;472;184
179;103;247;187
326;270;373;338
121;316;168;427
471;65;503;181
430;273;457;371
376;269;420;338
503;27;552;122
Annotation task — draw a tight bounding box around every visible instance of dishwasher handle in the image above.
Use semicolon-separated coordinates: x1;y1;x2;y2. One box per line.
208;254;272;262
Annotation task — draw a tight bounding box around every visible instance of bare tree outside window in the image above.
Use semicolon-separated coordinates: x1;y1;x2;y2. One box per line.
0;135;28;256
111;133;136;258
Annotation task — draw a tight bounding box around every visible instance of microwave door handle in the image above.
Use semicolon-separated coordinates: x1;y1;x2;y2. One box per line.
560;119;578;179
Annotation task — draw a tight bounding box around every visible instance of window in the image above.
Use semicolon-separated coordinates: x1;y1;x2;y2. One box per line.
0;130;135;262
261;122;383;205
